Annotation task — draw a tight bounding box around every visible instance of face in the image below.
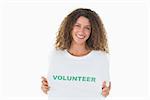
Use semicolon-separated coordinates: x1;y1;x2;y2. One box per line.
71;16;91;45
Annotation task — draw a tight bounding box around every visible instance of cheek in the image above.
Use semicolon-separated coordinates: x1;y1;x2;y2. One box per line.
84;29;91;37
86;32;91;39
71;30;76;39
71;30;75;36
72;27;76;33
72;28;79;34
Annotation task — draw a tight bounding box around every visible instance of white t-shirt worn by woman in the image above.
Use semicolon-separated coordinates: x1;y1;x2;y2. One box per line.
48;49;110;100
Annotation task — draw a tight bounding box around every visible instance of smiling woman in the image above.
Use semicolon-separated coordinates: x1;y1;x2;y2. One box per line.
55;8;109;52
41;8;111;100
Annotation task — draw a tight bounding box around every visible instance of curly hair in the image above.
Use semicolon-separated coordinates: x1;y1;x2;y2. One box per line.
55;8;109;53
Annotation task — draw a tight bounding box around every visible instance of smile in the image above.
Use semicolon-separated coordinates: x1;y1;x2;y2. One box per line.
76;34;85;39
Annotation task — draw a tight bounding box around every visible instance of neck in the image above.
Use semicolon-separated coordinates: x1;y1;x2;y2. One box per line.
68;42;91;56
69;42;88;51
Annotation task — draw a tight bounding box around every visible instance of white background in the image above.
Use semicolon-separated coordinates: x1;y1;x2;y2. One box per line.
0;0;150;100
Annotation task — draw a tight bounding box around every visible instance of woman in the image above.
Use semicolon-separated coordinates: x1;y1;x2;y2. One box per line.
41;8;111;99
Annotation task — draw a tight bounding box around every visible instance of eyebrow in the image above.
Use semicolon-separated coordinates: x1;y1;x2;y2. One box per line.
75;23;91;27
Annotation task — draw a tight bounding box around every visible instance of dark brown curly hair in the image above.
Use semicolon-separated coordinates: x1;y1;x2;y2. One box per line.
55;8;109;53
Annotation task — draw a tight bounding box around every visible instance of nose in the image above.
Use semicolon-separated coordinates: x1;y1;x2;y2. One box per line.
78;27;84;34
77;32;85;36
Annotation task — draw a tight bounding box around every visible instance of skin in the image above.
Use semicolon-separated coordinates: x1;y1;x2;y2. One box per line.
68;16;91;56
41;16;111;96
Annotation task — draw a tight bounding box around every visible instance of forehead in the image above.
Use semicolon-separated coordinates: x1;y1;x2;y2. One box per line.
75;16;91;26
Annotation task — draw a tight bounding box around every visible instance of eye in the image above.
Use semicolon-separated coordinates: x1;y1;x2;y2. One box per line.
75;24;80;27
85;27;90;30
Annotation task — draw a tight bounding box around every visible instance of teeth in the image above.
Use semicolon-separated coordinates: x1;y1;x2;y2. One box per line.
76;34;85;39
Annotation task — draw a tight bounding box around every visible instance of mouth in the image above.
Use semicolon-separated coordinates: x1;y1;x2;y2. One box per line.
76;34;85;39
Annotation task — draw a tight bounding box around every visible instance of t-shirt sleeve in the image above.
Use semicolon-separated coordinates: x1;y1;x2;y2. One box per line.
103;53;110;86
99;52;110;86
47;48;56;80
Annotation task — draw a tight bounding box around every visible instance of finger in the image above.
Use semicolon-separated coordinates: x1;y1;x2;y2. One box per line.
44;86;50;90
42;87;48;91
102;87;109;92
102;81;106;89
42;82;49;88
41;85;49;92
41;76;47;81
41;77;48;84
42;81;48;86
41;78;47;82
102;89;109;95
42;80;48;85
102;87;110;97
109;81;111;90
43;84;50;90
102;91;109;97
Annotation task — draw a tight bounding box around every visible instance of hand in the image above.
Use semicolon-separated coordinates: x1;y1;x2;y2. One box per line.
41;76;50;94
102;81;111;97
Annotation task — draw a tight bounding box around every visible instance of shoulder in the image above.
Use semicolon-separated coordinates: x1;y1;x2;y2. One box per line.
48;48;66;57
91;50;110;60
92;50;109;57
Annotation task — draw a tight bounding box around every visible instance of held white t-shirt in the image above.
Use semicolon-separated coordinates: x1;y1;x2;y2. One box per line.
47;49;110;100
